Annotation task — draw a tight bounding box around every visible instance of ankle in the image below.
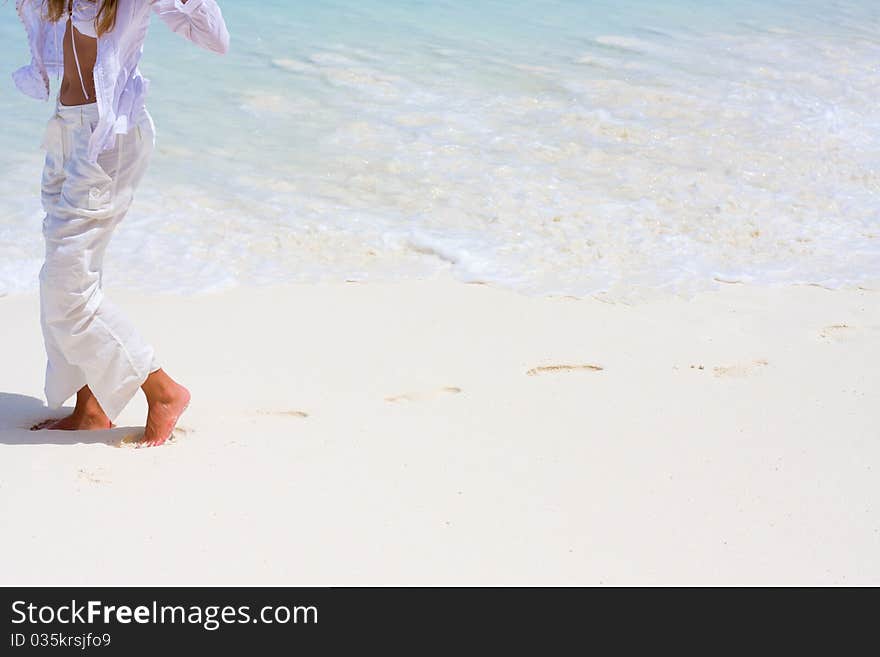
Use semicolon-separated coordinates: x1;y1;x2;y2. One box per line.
77;406;109;421
143;369;172;398
145;382;182;404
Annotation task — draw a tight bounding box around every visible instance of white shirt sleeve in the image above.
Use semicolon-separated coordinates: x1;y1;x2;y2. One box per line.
151;0;230;55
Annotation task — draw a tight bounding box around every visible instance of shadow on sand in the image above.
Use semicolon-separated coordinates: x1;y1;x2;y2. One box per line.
0;392;143;446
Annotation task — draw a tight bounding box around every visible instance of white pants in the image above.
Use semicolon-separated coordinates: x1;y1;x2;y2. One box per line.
39;101;158;421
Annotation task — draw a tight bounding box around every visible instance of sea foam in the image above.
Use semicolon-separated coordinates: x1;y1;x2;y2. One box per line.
0;1;877;298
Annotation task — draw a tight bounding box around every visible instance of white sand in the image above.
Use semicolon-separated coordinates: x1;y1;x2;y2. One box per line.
0;280;878;585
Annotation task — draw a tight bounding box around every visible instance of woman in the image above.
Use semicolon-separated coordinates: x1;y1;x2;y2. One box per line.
15;0;230;446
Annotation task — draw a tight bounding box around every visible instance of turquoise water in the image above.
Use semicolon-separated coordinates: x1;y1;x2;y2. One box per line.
1;1;878;297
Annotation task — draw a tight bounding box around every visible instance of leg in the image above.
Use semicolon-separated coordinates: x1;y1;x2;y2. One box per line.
41;204;156;422
40;109;160;423
140;369;191;447
37;116;91;416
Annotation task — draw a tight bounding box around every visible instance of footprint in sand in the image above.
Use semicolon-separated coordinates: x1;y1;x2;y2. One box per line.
77;467;111;485
256;410;310;418
526;364;604;376
819;324;855;342
119;433;142;448
385;387;462;403
118;425;192;448
713;359;769;378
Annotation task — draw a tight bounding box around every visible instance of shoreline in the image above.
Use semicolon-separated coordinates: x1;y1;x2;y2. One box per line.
1;279;878;584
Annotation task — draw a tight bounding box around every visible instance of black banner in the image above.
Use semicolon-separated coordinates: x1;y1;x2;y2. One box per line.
0;587;868;653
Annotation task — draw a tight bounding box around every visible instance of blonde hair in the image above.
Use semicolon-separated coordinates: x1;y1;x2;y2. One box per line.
44;0;118;37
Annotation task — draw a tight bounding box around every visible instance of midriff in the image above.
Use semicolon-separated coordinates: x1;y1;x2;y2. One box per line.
60;19;97;106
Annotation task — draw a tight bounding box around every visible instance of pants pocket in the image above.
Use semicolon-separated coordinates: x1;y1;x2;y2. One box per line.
59;147;116;218
87;185;113;210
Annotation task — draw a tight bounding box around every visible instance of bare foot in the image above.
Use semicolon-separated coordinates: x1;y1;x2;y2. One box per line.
141;370;191;448
41;412;112;431
142;385;190;447
30;386;112;431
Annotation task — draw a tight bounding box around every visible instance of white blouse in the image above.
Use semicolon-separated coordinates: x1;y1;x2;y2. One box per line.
14;0;230;163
